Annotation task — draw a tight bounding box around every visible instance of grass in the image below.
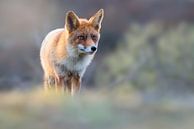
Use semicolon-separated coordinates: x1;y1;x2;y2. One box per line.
0;88;194;129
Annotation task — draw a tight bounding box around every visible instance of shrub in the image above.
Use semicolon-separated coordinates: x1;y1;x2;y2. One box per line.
96;23;194;94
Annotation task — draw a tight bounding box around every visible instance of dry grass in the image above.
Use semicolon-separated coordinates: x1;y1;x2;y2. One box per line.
0;88;194;129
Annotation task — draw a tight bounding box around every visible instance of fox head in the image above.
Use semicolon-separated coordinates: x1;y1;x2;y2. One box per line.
65;9;104;55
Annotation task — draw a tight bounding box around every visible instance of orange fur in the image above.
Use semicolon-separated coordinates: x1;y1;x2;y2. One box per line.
40;9;104;95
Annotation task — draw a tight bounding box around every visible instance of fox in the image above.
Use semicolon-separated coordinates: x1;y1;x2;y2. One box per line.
40;9;104;95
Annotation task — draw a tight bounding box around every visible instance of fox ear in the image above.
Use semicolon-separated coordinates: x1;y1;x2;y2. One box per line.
89;9;104;31
65;11;80;33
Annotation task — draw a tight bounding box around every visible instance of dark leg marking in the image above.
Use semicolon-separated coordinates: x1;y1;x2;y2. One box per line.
44;76;55;89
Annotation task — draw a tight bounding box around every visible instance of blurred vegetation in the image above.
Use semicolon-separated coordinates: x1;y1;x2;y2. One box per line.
96;23;194;95
0;89;194;129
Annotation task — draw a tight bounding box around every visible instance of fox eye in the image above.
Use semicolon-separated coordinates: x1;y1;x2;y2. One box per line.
77;35;86;40
91;34;97;40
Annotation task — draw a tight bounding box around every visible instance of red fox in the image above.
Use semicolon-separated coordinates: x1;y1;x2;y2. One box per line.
40;9;104;95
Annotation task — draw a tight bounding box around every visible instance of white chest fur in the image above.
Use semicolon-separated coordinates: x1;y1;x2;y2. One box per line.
64;54;94;75
55;53;94;77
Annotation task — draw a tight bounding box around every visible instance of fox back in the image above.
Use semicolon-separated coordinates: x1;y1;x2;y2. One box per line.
40;9;104;95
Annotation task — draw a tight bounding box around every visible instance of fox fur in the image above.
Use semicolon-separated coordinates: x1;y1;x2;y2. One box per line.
40;9;104;95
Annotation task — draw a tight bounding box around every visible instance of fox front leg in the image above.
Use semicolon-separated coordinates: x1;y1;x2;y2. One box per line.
44;76;56;90
71;74;81;96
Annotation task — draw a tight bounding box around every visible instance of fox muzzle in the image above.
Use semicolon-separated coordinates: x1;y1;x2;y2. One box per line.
78;44;97;54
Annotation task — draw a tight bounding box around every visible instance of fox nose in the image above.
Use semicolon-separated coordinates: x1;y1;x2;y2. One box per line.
91;46;97;52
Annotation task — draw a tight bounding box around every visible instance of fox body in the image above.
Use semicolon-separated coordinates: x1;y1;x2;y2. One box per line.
40;9;104;95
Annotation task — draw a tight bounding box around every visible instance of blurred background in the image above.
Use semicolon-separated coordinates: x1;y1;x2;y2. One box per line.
1;0;194;129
